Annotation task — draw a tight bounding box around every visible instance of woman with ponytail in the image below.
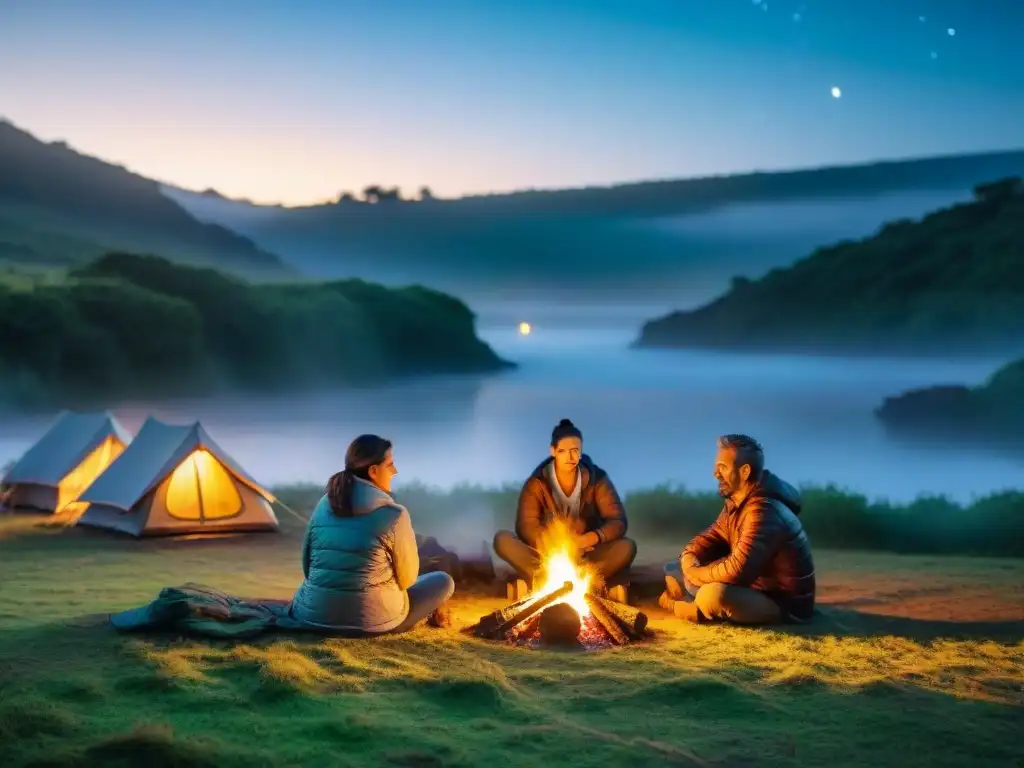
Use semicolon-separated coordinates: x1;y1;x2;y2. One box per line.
290;435;455;634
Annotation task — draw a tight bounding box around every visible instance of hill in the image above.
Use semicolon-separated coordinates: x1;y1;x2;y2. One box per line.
161;149;1024;302
165;147;1024;217
0;253;510;408
875;357;1024;446
634;177;1024;356
0;119;291;278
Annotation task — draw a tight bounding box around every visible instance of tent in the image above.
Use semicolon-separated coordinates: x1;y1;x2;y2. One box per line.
0;411;131;514
75;417;280;537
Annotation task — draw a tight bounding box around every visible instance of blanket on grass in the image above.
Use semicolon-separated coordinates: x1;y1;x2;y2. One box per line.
110;582;307;639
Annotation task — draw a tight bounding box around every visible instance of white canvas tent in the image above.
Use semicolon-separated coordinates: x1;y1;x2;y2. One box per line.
75;417;280;537
0;411;131;513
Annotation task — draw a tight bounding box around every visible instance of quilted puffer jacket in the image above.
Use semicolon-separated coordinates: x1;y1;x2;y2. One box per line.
290;477;419;633
682;471;816;620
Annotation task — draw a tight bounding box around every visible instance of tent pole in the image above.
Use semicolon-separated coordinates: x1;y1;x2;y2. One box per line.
193;452;206;524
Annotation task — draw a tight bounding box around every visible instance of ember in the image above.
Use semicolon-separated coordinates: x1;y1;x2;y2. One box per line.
510;610;619;651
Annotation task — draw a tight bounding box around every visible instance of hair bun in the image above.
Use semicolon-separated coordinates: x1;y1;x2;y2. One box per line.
558;418;574;428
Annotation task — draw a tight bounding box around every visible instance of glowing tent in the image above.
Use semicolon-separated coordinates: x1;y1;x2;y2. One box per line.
0;411;130;514
75;417;280;537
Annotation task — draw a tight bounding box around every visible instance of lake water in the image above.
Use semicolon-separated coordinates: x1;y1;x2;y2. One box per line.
1;312;1018;507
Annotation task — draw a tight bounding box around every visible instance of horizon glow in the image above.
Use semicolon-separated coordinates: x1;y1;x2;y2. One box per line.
1;0;1021;206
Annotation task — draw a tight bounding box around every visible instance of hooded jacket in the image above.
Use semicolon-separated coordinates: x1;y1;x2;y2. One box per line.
515;454;627;547
290;477;420;633
682;470;816;620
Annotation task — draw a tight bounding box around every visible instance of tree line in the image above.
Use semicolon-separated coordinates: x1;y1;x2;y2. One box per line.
0;252;508;407
637;177;1024;355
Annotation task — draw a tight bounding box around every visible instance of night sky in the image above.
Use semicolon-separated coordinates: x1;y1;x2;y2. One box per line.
2;0;1021;204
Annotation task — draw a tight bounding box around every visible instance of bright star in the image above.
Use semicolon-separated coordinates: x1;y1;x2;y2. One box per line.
518;322;532;336
831;86;842;99
947;27;956;36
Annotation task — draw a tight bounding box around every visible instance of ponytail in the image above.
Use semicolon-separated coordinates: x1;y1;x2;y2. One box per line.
326;434;393;517
326;470;355;517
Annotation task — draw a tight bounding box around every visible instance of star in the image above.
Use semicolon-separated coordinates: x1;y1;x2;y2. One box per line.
948;27;956;36
930;51;938;60
831;86;842;99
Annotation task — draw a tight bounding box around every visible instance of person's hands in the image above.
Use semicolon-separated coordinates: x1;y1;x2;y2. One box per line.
681;553;700;571
573;532;598;552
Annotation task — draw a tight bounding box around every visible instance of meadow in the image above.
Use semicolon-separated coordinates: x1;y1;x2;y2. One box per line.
0;484;1022;767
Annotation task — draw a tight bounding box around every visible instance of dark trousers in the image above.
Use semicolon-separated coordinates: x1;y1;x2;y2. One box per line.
291;571;456;638
387;571;456;634
493;530;637;586
663;561;782;625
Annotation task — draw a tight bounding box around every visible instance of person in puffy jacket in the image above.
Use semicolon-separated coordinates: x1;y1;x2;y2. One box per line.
493;418;637;589
290;434;454;634
662;434;816;624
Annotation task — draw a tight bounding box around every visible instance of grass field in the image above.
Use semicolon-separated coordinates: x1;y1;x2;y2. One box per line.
1;505;1022;767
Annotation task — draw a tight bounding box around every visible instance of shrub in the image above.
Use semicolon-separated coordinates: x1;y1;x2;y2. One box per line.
40;278;209;390
272;482;1024;558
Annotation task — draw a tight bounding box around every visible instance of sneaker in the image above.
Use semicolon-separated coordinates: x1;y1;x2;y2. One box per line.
658;590;676;612
672;600;703;623
506;579;530;602
664;573;686;600
606;584;629;605
427;605;452;628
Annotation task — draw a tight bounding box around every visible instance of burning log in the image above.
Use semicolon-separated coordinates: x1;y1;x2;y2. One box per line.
591;595;648;639
472;594;535;639
483;580;575;640
583;593;629;646
538;603;582;646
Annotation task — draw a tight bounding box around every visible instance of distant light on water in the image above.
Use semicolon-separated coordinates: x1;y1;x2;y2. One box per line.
519;321;532;336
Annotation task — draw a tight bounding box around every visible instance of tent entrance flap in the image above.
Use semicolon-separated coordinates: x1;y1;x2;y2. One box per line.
56;434;126;513
165;449;243;522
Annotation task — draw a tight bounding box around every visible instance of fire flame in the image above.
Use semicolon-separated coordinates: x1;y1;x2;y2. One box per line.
529;519;593;617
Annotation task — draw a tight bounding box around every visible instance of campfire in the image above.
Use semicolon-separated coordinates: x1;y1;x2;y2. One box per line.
473;521;649;650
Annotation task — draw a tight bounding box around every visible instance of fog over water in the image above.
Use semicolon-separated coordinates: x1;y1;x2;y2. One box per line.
3;187;1016;512
1;311;1016;509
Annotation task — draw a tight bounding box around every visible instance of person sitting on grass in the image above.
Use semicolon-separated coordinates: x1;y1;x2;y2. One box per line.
290;434;455;634
493;418;637;591
661;434;816;625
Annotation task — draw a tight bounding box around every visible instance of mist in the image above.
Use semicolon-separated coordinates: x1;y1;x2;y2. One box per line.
3;319;1017;515
2;187;1011;535
165;185;973;313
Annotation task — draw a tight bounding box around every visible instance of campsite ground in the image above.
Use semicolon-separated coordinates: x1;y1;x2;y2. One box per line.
1;512;1022;767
